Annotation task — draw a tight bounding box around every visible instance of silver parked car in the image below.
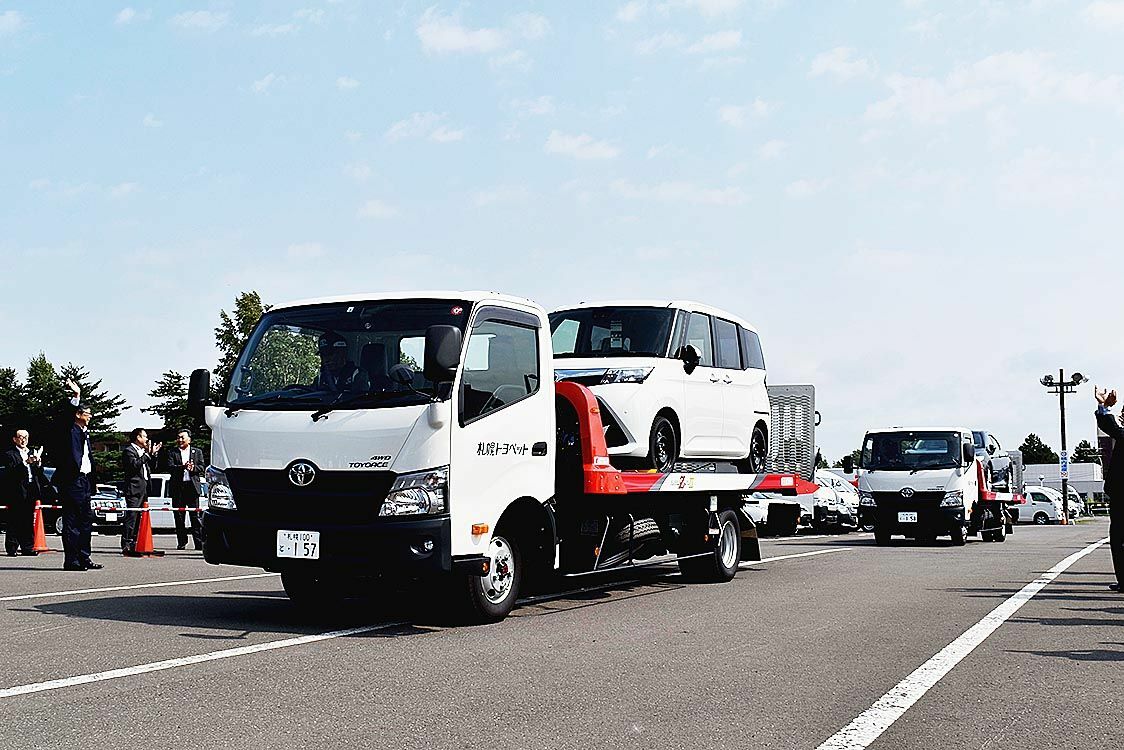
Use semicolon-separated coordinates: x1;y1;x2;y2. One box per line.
972;430;1012;490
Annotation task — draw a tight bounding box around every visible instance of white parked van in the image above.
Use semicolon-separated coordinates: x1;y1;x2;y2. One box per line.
1020;486;1064;524
549;301;770;473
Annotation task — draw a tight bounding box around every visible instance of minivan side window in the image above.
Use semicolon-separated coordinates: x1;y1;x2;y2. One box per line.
459;320;540;423
684;313;715;367
739;327;766;370
714;318;741;370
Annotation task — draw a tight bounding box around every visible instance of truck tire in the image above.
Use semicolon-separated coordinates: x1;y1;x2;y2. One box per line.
950;524;967;546
54;516;64;535
451;533;522;623
598;517;663;569
648;416;678;473
678;509;740;583
874;528;892;546
281;572;344;607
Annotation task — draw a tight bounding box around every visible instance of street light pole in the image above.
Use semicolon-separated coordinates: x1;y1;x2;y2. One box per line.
1040;370;1088;525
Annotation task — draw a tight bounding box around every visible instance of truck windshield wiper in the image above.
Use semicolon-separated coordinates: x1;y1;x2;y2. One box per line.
225;392;324;416
310;390;430;421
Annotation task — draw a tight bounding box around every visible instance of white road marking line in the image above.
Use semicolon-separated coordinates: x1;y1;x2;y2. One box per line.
0;621;407;700
743;547;852;566
815;536;1110;750
0;573;281;602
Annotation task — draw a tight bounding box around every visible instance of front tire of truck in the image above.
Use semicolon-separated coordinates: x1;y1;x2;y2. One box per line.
874;528;892;546
280;572;343;607
678;509;740;583
950;524;967;546
452;534;522;624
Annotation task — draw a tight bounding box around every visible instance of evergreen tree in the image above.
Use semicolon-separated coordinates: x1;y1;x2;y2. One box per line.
1071;439;1102;464
142;371;190;430
214;291;271;387
59;362;128;437
833;448;862;469
1019;433;1059;464
0;367;23;432
22;353;67;440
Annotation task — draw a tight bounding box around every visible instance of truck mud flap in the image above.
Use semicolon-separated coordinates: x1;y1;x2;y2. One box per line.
738;507;762;562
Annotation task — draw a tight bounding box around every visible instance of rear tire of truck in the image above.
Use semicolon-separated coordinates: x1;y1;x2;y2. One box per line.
678;509;740;583
648;416;678;473
597;517;664;569
874;528;892;546
451;534;522;624
950;524;967;546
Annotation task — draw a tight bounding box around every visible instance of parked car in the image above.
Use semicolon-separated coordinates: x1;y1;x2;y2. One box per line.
550;300;770;473
1020;485;1064;524
812;469;859;532
36;468;126;535
145;473;209;530
972;430;1012;490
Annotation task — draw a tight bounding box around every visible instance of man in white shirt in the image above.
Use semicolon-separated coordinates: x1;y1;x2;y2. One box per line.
158;429;205;550
120;428;160;556
49;380;102;571
2;429;49;556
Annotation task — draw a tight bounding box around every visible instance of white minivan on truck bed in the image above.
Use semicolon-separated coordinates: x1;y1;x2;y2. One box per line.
187;291;815;622
549;300;770;474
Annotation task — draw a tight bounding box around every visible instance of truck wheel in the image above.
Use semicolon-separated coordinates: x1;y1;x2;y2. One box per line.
598;517;663;569
648;416;678;473
678;509;740;582
992;522;1007;542
281;572;343;607
54;516;64;535
950;524;967;546
1033;512;1049;525
452;534;522;623
874;528;892;546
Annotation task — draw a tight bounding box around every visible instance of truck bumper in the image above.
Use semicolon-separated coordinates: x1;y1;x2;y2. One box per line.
202;511;453;576
860;505;964;536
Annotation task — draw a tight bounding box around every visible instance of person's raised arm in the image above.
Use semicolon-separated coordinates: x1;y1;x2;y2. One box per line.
1095;387;1124;440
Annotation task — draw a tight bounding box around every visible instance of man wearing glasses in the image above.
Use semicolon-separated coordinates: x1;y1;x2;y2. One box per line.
49;380;103;571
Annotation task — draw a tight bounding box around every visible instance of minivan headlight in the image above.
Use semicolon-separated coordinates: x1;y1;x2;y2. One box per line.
380;467;448;516
601;367;654;384
940;490;964;507
206;466;236;509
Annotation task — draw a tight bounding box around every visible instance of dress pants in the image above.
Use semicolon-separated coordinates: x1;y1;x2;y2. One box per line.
1110;497;1123;586
60;475;94;568
121;492;145;551
172;483;202;549
4;498;35;554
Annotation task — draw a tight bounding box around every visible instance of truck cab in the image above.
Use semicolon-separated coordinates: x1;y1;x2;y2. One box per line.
853;427;978;546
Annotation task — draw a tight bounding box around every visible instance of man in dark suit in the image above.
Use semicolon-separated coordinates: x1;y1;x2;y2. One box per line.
2;428;50;556
1095;387;1124;592
120;427;160;556
158;429;205;550
49;380;102;571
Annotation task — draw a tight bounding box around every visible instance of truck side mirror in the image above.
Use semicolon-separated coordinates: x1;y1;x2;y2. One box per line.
187;369;211;423
424;325;463;384
842;455;854;474
678;344;701;374
962;443;975;465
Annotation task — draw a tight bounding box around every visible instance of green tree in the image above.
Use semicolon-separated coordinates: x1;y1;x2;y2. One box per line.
59;362;128;437
833;448;862;469
214;291;271;387
1019;433;1059;464
142;371;190;430
22;353;68;440
1071;439;1102;464
0;367;24;431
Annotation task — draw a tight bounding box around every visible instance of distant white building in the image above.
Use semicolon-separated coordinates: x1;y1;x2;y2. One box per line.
1024;462;1103;499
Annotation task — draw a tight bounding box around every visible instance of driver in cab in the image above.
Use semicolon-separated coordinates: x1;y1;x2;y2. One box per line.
316;332;364;392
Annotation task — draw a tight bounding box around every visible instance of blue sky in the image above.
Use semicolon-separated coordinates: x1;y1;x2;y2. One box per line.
1;1;1122;461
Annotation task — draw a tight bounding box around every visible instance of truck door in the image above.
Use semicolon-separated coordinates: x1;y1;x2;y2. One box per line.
449;306;554;558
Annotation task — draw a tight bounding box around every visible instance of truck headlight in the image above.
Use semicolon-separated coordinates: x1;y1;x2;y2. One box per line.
940;490;964;507
206;466;236;509
380;466;448;516
858;490;876;507
601;367;654;384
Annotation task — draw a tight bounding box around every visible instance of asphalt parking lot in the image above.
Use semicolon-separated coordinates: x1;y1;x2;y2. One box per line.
1;521;1118;750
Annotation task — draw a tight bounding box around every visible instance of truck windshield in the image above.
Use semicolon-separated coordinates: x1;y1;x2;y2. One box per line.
549;307;674;359
225;299;471;408
861;431;963;471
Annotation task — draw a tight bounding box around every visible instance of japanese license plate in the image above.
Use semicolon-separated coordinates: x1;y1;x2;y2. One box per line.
898;512;918;523
105;512;117;522
277;530;320;560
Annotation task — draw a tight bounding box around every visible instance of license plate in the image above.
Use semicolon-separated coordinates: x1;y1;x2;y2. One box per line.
277;530;320;560
104;512;118;522
898;512;918;523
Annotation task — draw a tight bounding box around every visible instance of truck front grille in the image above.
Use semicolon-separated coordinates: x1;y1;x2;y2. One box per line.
225;469;396;525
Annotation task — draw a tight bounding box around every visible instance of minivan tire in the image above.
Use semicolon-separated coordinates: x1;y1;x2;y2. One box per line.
1034;512;1049;525
648;416;678;473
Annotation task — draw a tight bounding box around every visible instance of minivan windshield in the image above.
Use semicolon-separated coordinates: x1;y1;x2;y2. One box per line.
549;307;674;359
861;431;964;471
225;299;471;408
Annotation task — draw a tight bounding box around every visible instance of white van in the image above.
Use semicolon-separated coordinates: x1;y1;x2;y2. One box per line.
549;301;770;473
146;473;209;530
1020;486;1064;524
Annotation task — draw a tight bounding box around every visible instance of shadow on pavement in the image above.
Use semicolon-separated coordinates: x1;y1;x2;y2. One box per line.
1009;643;1124;663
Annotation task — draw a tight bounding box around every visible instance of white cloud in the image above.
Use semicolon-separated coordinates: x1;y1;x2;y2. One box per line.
489;50;532;72
115;8;151;26
385;111;464;143
544;130;620;160
510;96;555;117
635;32;685;54
336;76;360;90
996;147;1098;207
0;10;25;35
358;199;399;219
142;113;163;128
616;1;648;22
758;139;787;159
252;73;283;94
171;10;229;32
717;98;775;126
343;162;372;181
611;178;750;206
785;178;830;198
416;8;549;55
109;182;139;198
685;30;742;54
287;242;325;259
1083;1;1124;27
809;47;875;80
251;23;298;37
294;8;325;25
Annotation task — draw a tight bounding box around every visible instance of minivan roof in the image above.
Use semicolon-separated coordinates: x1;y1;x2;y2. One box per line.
272;291;542;313
550;300;757;332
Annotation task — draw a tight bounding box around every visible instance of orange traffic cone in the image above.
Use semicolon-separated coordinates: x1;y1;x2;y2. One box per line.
133;502;165;557
32;501;50;553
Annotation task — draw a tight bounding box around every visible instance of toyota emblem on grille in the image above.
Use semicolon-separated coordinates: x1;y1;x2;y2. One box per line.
900;487;915;498
288;461;316;487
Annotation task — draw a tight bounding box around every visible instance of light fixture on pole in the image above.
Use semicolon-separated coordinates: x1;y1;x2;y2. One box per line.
1039;370;1089;524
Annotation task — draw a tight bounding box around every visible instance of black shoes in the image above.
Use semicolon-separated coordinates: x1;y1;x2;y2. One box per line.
176;543;187;550
5;551;16;557
62;563;86;571
122;549;144;557
1110;583;1121;592
21;551;39;556
83;562;104;570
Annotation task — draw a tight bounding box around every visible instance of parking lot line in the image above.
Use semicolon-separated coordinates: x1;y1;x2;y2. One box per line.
0;573;281;603
743;547;852;566
814;536;1110;750
0;621;407;700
